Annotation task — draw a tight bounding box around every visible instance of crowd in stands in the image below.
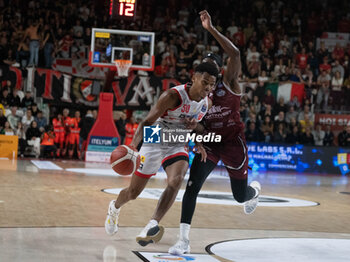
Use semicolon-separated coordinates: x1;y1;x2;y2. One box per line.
1;0;350;157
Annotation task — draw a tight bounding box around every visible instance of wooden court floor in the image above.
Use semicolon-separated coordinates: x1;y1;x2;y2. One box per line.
0;159;350;261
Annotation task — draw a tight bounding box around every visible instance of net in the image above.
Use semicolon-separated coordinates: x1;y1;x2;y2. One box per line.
114;59;132;77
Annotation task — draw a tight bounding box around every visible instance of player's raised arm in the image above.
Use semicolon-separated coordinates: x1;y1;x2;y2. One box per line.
200;10;242;93
130;90;179;148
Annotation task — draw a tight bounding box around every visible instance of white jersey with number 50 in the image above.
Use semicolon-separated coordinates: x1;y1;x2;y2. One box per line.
157;84;209;129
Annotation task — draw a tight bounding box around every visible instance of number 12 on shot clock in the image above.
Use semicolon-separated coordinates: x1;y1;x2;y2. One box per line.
110;0;137;18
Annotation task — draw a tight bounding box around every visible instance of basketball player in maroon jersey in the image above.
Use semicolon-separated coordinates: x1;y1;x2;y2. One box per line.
169;10;261;255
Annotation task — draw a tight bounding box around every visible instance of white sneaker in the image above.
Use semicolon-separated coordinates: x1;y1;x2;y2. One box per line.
244;181;261;214
168;239;190;255
105;200;120;235
136;224;164;246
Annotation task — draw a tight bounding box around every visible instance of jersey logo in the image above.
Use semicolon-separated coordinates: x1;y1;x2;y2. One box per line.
216;89;226;97
201;104;207;112
197;113;204;120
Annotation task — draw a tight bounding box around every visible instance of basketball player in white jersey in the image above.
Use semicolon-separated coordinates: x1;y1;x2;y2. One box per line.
105;62;218;246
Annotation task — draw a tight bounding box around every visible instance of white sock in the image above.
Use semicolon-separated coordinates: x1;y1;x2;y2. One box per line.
179;223;190;241
148;219;158;228
112;201;120;212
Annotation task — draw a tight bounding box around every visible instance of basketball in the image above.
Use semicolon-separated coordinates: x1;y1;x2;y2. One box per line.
110;145;141;176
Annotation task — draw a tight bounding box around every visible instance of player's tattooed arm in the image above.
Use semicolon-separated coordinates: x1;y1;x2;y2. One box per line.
130;90;179;148
200;10;242;94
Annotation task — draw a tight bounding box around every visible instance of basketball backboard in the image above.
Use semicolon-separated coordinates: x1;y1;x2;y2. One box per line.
89;28;155;72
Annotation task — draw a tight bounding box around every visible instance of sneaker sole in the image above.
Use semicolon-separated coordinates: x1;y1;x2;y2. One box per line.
244;198;258;214
136;225;164;246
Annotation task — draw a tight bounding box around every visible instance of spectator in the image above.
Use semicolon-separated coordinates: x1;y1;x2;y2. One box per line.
0;87;11;107
245;112;260;130
80;110;95;152
21;108;34;131
274;97;288;115
263;89;275;107
330;71;344;110
21;91;34;108
31;103;39;117
245;122;264;142
260;115;274;143
296;47;308;71
274;111;286;131
0;103;5;115
338;124;350;147
260;104;274;121
323;125;334;146
26;120;41;158
299;114;314;132
312;124;325;146
7;106;20;130
23;20;42;67
124;116;138;145
319;56;331;74
298;105;314;121
331;60;344;79
40;125;57;158
92;110;98;120
258;70;269;83
285;105;298;123
288;95;301;109
300;126;315;145
278;66;291;82
331;43;345;62
273;123;287;143
316;70;331;111
16;38;30;68
261;57;274;77
8;88;21;107
115;110;126;145
246;45;260;63
35;110;47;133
0;109;7;130
1;121;14;135
175;51;189;74
286;125;301;145
16;122;26;157
42;24;56;68
316;42;329;64
226;20;238;38
249;95;261;115
154;59;170;77
177;68;191;84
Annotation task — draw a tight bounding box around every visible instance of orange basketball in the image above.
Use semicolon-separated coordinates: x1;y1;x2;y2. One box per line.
110;145;141;176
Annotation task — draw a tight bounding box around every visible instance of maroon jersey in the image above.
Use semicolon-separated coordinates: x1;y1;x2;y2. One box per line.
204;81;244;141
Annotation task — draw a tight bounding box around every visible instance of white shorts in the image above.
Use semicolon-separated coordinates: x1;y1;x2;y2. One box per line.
135;144;189;178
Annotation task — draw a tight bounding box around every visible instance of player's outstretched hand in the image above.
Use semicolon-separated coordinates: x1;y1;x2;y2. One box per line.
199;10;213;31
185;117;197;130
194;142;207;162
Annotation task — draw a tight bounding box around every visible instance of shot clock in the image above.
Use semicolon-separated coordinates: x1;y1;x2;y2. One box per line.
109;0;137;19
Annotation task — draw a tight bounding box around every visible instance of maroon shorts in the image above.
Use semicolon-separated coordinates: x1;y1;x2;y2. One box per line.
204;134;248;179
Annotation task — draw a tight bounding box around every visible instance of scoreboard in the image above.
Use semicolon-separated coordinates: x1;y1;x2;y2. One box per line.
109;0;137;19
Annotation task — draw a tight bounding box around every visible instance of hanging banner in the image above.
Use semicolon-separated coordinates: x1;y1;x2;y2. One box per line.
315;114;350;132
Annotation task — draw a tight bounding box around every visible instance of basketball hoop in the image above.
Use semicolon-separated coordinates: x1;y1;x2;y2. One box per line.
114;59;132;77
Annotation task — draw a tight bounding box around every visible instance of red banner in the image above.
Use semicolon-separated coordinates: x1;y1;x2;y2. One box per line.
315;114;350;131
